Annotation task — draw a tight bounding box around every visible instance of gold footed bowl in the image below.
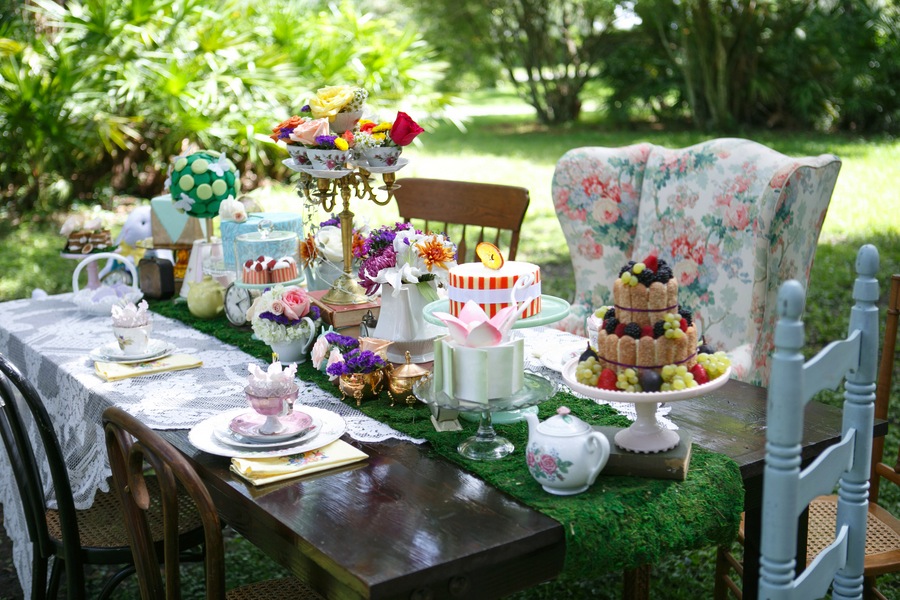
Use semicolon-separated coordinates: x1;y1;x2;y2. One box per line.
339;371;386;405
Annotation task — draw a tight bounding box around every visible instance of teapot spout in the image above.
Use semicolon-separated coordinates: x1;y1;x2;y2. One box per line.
524;411;539;438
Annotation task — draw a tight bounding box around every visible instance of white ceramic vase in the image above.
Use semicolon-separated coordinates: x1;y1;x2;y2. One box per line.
307;149;349;171
362;146;402;167
372;282;442;363
268;318;318;363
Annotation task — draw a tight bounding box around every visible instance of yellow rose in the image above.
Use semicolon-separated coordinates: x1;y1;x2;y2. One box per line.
334;138;349;151
309;86;356;121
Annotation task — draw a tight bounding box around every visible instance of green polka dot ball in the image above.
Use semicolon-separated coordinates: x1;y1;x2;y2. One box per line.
167;150;240;218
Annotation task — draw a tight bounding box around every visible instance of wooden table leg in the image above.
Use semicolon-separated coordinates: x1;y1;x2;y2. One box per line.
623;564;650;599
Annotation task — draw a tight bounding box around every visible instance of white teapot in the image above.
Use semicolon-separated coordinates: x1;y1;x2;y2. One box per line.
524;407;610;495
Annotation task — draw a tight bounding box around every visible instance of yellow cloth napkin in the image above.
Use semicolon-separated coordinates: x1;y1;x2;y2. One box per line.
230;440;368;486
94;354;203;381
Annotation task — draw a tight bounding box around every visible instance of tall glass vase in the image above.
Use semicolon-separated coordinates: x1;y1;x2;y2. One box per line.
372;281;442;363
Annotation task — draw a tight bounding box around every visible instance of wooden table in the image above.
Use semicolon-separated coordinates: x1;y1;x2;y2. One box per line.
160;377;879;600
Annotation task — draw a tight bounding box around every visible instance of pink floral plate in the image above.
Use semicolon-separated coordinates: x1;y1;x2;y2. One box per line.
229;410;315;443
215;413;322;449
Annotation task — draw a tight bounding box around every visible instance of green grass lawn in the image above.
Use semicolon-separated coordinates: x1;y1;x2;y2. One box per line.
2;92;899;598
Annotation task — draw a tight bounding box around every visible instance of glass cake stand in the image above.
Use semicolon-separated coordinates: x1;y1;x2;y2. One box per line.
413;372;555;460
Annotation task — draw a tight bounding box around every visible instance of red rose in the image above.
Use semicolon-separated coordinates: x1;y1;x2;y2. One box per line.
389;112;424;147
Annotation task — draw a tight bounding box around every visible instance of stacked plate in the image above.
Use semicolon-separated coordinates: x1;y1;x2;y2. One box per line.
188;405;346;458
89;339;176;364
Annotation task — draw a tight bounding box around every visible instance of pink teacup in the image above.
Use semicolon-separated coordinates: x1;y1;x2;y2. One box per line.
244;384;299;434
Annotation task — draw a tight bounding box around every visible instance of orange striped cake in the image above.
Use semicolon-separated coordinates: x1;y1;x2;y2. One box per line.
447;261;541;319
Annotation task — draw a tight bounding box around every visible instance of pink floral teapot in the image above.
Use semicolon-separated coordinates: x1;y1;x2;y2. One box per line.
524;407;610;495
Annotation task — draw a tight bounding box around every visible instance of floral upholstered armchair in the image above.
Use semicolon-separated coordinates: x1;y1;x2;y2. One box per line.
552;138;841;386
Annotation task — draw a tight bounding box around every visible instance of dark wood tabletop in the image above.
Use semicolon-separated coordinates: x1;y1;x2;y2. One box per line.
162;378;882;600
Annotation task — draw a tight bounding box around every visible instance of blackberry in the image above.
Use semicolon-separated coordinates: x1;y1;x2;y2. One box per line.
623;323;642;339
653;320;666;338
678;307;693;326
655;265;674;283
637;269;655;286
605;307;616;320
618;261;636;277
603;317;619;334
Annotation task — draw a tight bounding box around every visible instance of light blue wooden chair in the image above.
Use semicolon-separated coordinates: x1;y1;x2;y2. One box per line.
758;244;880;599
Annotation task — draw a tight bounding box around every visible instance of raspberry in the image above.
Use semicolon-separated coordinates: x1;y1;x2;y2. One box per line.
604;317;619;334
614;323;627;337
680;318;688;332
690;364;710;385
619;261;636;276
623;323;642;339
653;321;666;338
267;259;277;269
244;259;254;268
598;368;618;390
257;255;265;262
679;307;693;326
641;325;654;338
643;254;658;273
637;269;655;286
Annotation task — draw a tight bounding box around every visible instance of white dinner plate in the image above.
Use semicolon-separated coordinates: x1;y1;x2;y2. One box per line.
213;413;323;449
90;340;176;364
189;406;345;458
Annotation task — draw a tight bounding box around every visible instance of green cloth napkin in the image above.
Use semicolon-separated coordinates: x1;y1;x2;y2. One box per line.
149;299;743;577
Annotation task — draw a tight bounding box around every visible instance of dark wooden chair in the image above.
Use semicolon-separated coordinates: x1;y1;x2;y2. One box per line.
714;271;900;599
102;406;323;599
0;352;206;599
392;177;530;263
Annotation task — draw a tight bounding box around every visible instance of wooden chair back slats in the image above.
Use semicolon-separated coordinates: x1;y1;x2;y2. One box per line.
758;244;880;600
0;353;86;597
392;178;530;264
871;274;900;504
103;406;228;600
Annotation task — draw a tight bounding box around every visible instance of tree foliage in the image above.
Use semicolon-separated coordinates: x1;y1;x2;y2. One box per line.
0;0;446;218
402;0;618;125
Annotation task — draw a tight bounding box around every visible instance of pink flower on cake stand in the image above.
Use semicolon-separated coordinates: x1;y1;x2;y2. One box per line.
433;300;517;348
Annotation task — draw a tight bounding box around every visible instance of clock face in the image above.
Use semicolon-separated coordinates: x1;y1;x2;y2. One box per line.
224;284;253;326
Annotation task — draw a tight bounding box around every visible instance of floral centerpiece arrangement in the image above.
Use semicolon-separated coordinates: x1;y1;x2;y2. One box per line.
355;222;457;298
271;85;424;170
321;332;390;404
246;286;321;362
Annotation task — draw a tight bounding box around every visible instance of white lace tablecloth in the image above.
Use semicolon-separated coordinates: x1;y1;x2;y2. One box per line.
0;293;425;596
0;294;672;596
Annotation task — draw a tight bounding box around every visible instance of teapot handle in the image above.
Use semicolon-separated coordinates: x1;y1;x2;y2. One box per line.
300;317;318;353
585;431;611;487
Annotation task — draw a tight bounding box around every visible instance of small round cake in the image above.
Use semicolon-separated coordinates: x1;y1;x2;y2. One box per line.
447;261;541;319
270;257;298;283
242;256;272;285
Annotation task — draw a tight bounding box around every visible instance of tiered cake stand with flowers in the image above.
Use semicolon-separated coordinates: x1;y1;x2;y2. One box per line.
273;86;423;307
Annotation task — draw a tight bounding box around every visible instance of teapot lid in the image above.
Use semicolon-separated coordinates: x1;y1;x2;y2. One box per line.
538;407;591;436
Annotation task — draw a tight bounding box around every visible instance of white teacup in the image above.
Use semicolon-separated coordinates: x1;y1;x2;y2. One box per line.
113;324;152;356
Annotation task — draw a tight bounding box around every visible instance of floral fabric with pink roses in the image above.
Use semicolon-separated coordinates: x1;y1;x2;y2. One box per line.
552;138;841;386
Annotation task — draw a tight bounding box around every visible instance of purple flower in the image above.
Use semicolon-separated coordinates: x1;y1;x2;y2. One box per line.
324;332;359;352
301;104;311;113
259;311;304;326
357;247;397;295
309;305;320;321
320;215;340;228
327;349;387;375
315;134;338;148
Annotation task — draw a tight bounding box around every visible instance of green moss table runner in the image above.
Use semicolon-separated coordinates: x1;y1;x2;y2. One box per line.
150;300;743;578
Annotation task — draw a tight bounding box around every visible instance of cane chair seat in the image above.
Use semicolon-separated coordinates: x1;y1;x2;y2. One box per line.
45;480;203;550
227;577;324;599
807;497;900;574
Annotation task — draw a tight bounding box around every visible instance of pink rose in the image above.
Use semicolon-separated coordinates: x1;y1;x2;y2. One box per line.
289;118;330;147
526;451;536;468
282;288;310;320
388;112;424;146
539;454;557;476
725;204;750;230
269;299;285;316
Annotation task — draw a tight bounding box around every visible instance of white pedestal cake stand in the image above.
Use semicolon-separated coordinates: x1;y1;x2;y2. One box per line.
561;357;732;453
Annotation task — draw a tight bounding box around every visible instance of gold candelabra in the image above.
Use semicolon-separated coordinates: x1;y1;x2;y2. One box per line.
296;168;399;304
